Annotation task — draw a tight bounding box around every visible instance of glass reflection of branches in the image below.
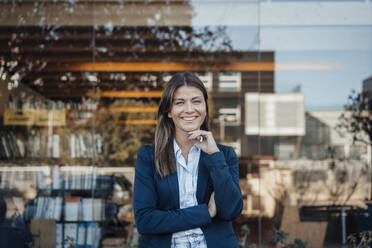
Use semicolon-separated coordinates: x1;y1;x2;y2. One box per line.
0;0;235;166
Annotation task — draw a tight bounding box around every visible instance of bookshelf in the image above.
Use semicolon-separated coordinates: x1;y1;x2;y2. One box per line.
1;163;135;247
23;173;117;247
0;95;137;247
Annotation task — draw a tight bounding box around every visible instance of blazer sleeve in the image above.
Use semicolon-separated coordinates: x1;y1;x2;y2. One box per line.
133;145;212;235
203;146;243;221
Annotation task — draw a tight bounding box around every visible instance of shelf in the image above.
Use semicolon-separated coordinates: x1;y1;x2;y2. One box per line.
38;189;113;198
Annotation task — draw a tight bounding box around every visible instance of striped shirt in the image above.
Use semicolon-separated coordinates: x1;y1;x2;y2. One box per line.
171;139;205;239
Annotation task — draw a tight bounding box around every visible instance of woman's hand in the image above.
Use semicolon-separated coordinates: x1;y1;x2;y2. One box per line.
208;192;217;218
188;130;219;154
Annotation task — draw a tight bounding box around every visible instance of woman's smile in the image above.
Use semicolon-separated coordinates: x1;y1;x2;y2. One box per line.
181;116;198;121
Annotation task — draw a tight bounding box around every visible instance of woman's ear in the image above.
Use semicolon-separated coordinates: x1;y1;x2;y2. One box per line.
168;112;172;118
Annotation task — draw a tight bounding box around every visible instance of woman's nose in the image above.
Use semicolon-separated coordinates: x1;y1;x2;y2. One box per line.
185;101;194;112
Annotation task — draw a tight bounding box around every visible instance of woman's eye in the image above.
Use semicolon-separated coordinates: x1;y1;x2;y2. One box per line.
193;100;201;104
175;102;183;105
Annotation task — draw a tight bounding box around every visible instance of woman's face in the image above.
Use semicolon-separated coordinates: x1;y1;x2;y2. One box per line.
168;85;207;135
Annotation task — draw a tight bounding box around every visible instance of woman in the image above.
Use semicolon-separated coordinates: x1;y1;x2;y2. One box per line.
133;72;243;248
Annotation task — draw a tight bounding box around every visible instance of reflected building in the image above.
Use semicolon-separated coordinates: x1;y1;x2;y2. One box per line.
298;111;370;162
0;1;277;161
363;75;372;96
1;1;371;247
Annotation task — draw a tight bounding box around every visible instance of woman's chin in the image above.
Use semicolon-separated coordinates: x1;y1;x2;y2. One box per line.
179;125;201;133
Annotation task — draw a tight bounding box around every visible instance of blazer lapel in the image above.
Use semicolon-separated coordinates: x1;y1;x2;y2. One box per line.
167;171;180;208
196;150;209;204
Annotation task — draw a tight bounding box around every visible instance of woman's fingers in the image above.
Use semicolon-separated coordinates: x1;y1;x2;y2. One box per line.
187;130;219;154
187;130;211;141
208;192;217;218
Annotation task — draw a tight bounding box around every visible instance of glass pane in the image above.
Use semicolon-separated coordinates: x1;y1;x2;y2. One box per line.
256;1;372;247
2;1;370;248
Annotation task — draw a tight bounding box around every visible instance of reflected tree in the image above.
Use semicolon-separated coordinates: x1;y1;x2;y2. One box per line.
337;90;372;199
96;98;157;164
0;1;234;95
0;0;234;164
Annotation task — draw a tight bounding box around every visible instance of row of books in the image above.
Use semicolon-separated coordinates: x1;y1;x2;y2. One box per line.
68;133;103;158
26;196;106;221
40;168;114;191
5;99;65;110
28;132;61;158
0;132;25;158
57;222;101;248
65;99;98;111
0;167;44;190
49;169;97;191
65;197;106;221
5;98;98;111
0;131;102;158
26;196;63;220
0;167;113;191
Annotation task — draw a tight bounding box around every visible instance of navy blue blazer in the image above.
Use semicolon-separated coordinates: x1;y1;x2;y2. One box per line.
133;144;243;248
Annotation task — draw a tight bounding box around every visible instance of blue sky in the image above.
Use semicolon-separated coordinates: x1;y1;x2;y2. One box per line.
191;1;372;111
225;25;372;111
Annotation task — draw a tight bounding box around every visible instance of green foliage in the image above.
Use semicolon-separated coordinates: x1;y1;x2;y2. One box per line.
63;236;75;248
269;228;307;248
239;226;308;248
268;228;290;244
282;238;307;248
347;231;372;248
241;224;251;236
97;99;156;165
123;244;138;248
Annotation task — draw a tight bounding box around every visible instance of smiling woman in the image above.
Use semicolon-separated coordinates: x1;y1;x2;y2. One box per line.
154;72;211;178
133;72;243;248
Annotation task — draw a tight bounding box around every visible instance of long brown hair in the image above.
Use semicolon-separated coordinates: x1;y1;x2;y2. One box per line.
155;72;209;178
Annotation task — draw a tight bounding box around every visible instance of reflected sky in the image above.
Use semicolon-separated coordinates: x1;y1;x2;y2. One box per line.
207;1;372;111
1;0;371;111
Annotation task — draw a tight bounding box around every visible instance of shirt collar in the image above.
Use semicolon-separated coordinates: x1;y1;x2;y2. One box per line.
173;139;200;156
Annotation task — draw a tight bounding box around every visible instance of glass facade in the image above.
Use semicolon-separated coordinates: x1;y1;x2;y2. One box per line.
0;0;371;247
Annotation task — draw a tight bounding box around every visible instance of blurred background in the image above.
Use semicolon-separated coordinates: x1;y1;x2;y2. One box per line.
0;0;371;247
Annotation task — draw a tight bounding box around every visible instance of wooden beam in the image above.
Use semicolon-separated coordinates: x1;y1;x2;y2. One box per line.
52;62;275;72
110;107;158;113
91;91;163;98
119;120;157;125
43;90;163;98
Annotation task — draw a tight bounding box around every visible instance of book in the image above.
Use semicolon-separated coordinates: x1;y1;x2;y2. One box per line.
45;197;55;219
93;199;104;221
52;166;60;189
65;197;80;221
56;224;63;248
78;134;87;158
47;133;53;158
16;137;25;157
35;196;45;219
52;134;60;158
8;167;15;189
86;222;98;248
82;198;93;221
1;136;10;158
0;168;6;188
76;223;86;248
5;134;16;158
64;223;77;248
70;134;76;158
9;133;20;157
54;197;63;221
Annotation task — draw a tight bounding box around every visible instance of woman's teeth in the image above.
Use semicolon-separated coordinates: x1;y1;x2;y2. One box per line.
183;117;196;121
